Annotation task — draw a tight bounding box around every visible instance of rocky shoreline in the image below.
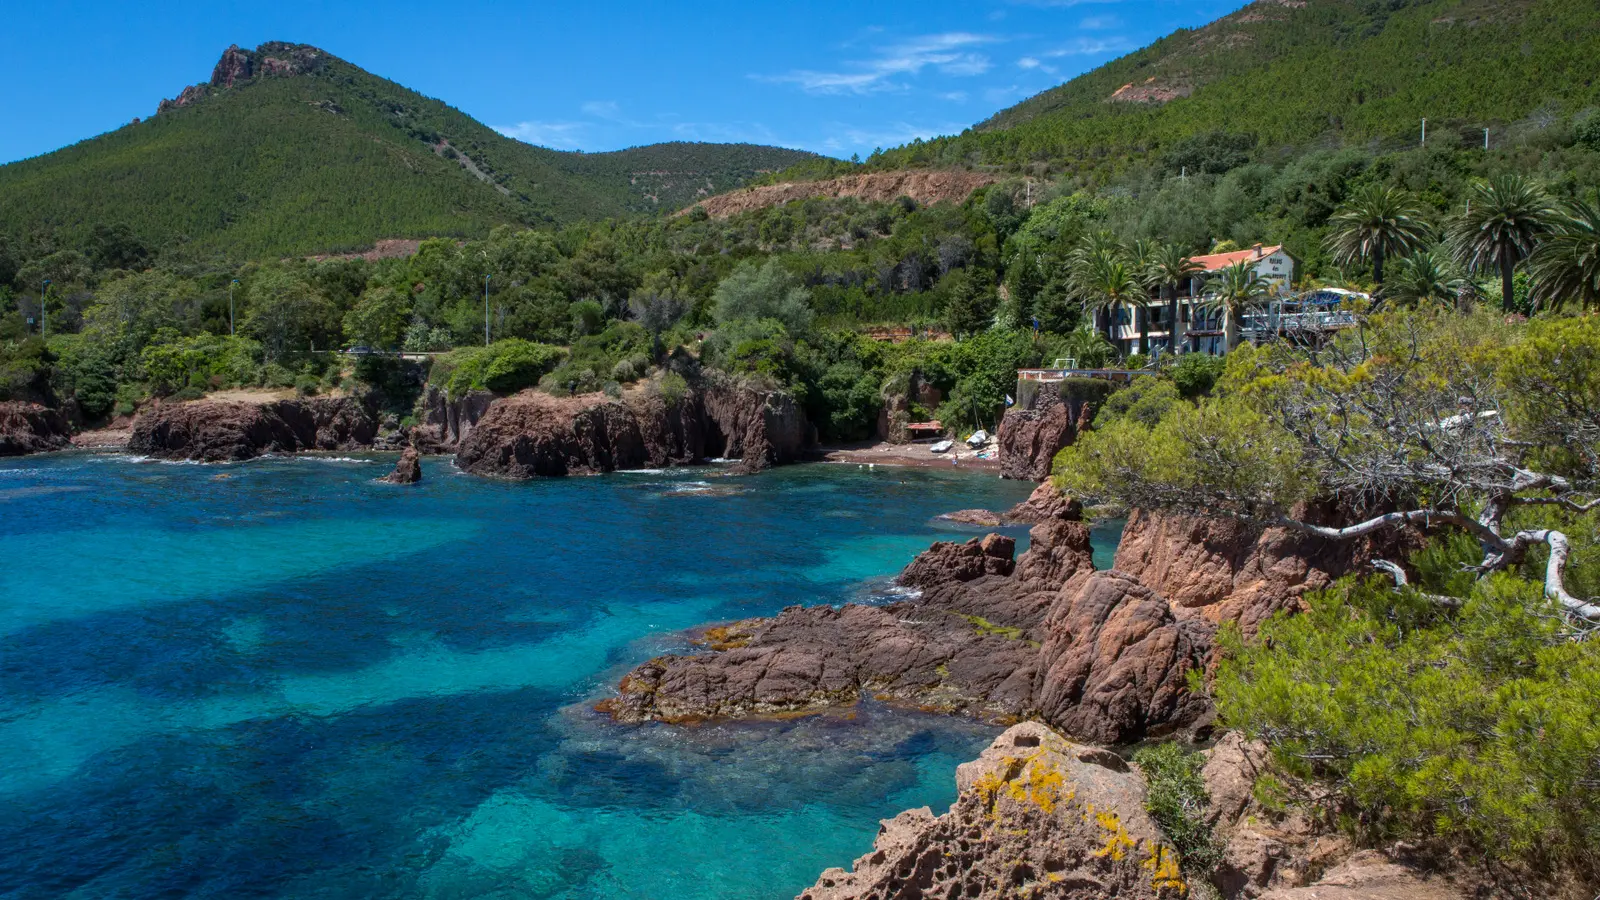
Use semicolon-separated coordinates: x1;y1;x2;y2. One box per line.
11;371;818;477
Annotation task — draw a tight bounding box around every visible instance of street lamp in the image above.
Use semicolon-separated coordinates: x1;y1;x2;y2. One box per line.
40;280;50;337
229;279;239;336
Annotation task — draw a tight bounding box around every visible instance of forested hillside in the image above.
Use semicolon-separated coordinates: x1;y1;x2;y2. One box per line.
835;0;1600;177
0;43;814;260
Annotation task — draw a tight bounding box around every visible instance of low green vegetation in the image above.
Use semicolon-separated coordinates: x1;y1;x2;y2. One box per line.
428;339;566;398
1132;743;1224;876
1212;564;1600;875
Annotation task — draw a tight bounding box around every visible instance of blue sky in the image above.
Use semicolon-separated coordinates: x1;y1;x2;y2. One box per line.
0;0;1239;165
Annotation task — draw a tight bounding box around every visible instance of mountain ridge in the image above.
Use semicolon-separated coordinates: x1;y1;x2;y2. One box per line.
0;41;817;259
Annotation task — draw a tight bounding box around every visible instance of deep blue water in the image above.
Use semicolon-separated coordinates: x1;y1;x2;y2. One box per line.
0;454;1119;899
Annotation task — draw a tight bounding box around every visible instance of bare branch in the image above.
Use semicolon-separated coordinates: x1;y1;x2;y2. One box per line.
1370;559;1464;609
1509;529;1600;621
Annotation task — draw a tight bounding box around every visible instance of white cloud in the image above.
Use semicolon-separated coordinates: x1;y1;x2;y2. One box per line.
819;120;965;152
760;32;1001;96
493;121;589;150
1078;14;1121;29
1018;56;1041;69
1042;36;1130;57
939;91;970;102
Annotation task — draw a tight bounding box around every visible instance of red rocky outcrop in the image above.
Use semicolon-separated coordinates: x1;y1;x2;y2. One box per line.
801;722;1186;900
1032;571;1214;745
128;398;377;462
997;389;1097;481
381;447;422;484
1005;480;1084;524
897;534;1015;589
416;385;496;451
454;376;811;478
0;402;72;456
1112;507;1421;636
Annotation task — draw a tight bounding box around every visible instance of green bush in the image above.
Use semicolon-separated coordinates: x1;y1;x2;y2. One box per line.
656;370;689;407
1132;742;1224;875
430;339;566;398
1212;563;1600;874
1170;354;1227;398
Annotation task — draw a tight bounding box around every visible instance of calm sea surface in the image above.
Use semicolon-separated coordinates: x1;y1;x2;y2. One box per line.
0;454;1119;899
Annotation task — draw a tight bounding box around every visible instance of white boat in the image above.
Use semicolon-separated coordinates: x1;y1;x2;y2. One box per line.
930;440;955;454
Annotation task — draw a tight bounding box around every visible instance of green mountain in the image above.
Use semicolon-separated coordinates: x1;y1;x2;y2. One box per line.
0;43;816;260
867;0;1600;173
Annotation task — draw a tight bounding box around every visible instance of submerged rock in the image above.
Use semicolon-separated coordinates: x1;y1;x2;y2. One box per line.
382;447;422;484
128;398;377;462
0;402;72;456
800;722;1186;900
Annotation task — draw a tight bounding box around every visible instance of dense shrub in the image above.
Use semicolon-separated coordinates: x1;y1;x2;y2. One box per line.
1169;353;1227;398
1131;743;1224;875
1212;561;1600;874
430;339;566;398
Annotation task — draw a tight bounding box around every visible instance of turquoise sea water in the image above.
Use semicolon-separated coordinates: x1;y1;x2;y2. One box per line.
0;454;1119;899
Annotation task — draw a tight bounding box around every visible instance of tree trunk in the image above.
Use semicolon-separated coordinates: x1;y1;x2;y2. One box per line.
1138;302;1150;356
1223;304;1240;353
1501;256;1516;313
1165;283;1180;355
1373;243;1385;288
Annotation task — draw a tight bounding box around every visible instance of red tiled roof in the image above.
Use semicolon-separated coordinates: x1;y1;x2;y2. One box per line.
1190;244;1286;272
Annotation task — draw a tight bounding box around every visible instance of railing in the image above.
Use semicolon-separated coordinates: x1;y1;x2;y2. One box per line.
1240;309;1358;335
1017;368;1156;383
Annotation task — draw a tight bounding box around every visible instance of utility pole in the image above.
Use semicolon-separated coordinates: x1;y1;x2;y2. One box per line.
483;273;491;347
229;279;239;336
1484;128;1489;150
40;280;50;337
1421;118;1426;147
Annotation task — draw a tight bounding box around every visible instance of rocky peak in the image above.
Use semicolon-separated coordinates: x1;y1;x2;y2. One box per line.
210;44;254;87
156;41;324;115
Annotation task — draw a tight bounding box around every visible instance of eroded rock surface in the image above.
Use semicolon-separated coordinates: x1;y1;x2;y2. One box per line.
382;447;422;484
800;722;1186;900
1005;480;1085;524
0;402;72;456
1112;507;1421;636
1032;571;1214;745
1258;852;1465;900
455;376;810;477
128;398;377;462
608;511;1209;743
897;534;1015;589
997;390;1095;481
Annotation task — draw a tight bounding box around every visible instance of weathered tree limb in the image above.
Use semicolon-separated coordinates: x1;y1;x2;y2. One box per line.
1370;559;1464;608
1508;529;1600;620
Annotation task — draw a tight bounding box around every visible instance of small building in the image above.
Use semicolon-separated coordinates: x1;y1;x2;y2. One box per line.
1109;243;1297;357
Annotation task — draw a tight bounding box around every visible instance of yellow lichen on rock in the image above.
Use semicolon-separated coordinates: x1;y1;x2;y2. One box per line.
1092;810;1138;862
1142;845;1187;895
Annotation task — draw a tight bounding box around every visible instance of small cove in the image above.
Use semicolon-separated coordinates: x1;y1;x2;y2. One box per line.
0;454;1121;899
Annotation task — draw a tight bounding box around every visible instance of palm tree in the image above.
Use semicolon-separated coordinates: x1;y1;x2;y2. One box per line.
1449;175;1557;312
1125;238;1161;355
1068;232;1129;344
1074;252;1142;353
1325;184;1433;288
1149;243;1202;356
1205;260;1270;352
1529;197;1600;312
1386;249;1468;309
